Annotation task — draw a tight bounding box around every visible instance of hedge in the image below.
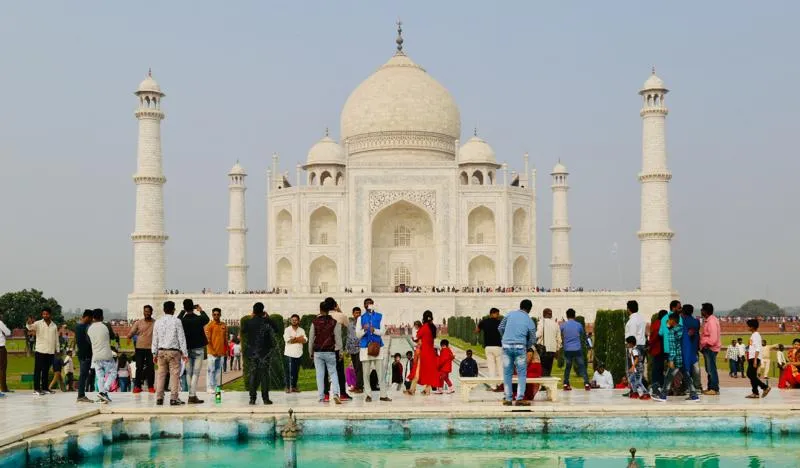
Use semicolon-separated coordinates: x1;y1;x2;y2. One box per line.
593;310;627;385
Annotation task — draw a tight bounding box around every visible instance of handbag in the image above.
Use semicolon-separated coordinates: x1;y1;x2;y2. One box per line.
367;341;380;357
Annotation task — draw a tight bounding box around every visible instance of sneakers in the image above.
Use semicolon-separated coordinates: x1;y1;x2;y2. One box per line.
365;395;372;403
584;384;591;391
33;391;43;396
432;389;443;395
323;394;330;402
333;396;342;405
562;384;572;391
170;399;186;406
502;399;513;406
76;396;93;403
156;399;164;406
132;387;142;394
187;396;204;404
446;389;455;394
97;392;111;403
263;399;273;405
762;387;771;398
340;395;352;402
514;400;531;406
629;392;640;399
639;394;652;401
686;395;700;402
651;394;666;402
148;387;156;394
379;397;392;402
702;389;719;396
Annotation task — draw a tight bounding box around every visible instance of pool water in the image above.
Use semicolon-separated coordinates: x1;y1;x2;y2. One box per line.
64;433;800;467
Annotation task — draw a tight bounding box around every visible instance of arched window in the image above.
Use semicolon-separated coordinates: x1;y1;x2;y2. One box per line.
460;171;468;185
335;172;344;186
309;172;317;186
394;265;411;287
394;225;411;247
472;170;484;185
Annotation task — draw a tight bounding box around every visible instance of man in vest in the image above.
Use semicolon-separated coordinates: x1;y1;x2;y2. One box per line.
356;298;391;402
309;300;342;404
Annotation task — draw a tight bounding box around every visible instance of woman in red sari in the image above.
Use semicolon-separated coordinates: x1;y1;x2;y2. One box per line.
413;310;440;395
778;338;800;389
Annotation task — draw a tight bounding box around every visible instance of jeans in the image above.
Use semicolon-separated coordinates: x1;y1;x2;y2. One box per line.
33;352;54;392
747;358;768;395
314;352;339;400
502;346;527;401
133;349;155;389
728;358;738;376
186;348;204;396
94;359;117;394
207;355;224;390
563;350;589;386
702;349;719;391
663;364;696;398
683;361;702;394
627;370;648;396
325;352;350;397
284;356;301;389
248;355;271;402
118;377;131;392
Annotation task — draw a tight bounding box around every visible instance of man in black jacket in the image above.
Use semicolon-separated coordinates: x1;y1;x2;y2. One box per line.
459;349;479;378
242;302;274;405
74;310;94;402
178;298;209;404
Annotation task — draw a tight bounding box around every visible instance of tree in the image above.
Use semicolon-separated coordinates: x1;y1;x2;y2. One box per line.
0;289;64;329
729;299;785;318
592;310;627;386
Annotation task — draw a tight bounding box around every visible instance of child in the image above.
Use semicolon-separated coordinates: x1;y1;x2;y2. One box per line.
459;349;479;377
615;375;629;389
49;351;66;392
654;312;697;402
391;353;404;391
745;319;770;399
63;350;75;391
625;336;650;399
436;340;455;394
233;340;242;371
403;351;414;392
117;354;131;392
759;339;771;380
726;339;739;377
345;365;357;392
411;321;422;344
776;344;786;375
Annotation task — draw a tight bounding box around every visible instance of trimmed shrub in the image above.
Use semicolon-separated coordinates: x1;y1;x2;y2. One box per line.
299;314;316;369
593;310;627;385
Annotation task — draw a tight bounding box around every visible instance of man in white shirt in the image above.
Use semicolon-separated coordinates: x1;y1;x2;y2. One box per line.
591;363;614;389
25;308;59;396
624;300;648;363
745;319;770;398
535;308;561;376
0;316;11;394
283;314;307;393
87;309;116;403
152;301;189;406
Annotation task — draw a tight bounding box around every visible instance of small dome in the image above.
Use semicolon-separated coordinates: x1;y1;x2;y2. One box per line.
136;70;163;94
229;161;246;176
305;135;346;166
641;70;666;91
551;161;568;174
458;136;497;165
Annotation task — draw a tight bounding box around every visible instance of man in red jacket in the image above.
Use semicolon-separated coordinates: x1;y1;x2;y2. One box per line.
436;340;455;394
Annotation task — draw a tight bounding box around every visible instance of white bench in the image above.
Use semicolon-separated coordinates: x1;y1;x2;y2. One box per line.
459;376;561;403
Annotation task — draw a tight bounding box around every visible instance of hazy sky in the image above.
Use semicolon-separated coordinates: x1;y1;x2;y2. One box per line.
1;1;798;312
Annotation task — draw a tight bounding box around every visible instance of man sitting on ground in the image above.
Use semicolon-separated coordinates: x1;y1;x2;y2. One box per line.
459;350;479;378
591;362;614;389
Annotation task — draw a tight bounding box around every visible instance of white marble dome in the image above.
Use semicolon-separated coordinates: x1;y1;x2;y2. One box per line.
552;161;568;174
229;161;246;176
306;135;345;166
136;72;163;94
340;52;461;156
459;136;498;165
642;72;666;91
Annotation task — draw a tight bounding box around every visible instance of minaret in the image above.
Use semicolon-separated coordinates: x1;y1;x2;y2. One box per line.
132;70;168;295
227;161;249;293
550;161;572;290
638;68;673;292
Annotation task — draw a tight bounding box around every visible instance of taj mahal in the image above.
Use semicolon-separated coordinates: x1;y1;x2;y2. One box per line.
127;25;677;323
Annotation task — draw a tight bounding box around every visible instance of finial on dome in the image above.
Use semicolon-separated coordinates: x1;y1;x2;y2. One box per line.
324;126;329;137
148;67;152;77
396;19;404;53
473;126;478;137
651;66;656;75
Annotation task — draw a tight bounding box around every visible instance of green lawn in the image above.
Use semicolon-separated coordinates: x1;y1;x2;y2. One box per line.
441;335;485;359
222;367;318;392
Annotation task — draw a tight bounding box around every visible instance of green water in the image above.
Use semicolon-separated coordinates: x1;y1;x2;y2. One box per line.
69;434;799;467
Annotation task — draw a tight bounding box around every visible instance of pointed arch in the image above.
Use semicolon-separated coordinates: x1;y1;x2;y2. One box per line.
460;171;469;185
471;170;484;185
320;171;333;186
276;257;292;289
468;255;496;287
309;206;337;245
371;200;435;292
512;208;529;245
309;172;317;186
310;255;337;293
468;205;496;245
335;172;344;186
513;256;530;287
276;209;292;247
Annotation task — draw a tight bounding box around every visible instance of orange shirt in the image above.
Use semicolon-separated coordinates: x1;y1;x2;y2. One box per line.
205;321;228;356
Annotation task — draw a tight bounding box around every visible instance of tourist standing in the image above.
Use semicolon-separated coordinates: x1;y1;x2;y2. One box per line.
0;314;11;393
436;339;455;394
726;339;739;377
75;310;94;402
498;299;536;405
699;302;721;395
680;305;701;398
25;308;59;396
309;301;342;404
413;310;439;395
624;300;648;374
560;308;590;391
242;302;274;405
476;308;503;390
625;336;650;399
204;308;228;393
654;312;697;402
536;308;561;377
346;307;364;394
178;299;209;404
87;309;117;403
326;298;352;401
356;298;391;402
745;319;770;399
648;310;667;395
127;304;155;393
283;314;306;393
152;301;188;406
736;338;746;378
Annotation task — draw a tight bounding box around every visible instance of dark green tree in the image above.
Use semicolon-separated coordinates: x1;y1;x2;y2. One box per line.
592;310;627;385
0;289;64;329
728;299;785;318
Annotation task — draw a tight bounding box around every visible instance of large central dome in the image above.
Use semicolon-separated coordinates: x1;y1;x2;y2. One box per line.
340;51;461;159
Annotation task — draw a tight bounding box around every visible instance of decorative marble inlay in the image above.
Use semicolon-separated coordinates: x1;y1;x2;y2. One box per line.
368;190;436;217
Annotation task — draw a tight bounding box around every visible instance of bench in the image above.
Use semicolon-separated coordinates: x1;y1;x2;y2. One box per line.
459;376;561;403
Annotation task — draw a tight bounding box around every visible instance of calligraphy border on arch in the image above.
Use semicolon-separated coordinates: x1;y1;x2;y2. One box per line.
368;190;437;218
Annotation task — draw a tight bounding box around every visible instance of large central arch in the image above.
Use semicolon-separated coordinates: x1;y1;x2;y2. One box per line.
371;200;435;292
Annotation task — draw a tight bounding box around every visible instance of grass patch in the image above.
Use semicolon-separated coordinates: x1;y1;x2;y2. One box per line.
440;335;485;359
222;367;318;392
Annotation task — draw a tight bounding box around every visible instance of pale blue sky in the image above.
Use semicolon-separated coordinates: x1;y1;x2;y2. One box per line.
1;1;798;312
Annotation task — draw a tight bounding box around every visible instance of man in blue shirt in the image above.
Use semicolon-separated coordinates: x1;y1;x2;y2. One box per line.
560;308;591;391
498;299;536;406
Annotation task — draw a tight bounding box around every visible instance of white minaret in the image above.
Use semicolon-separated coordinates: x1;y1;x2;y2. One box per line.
550;161;572;290
132;70;168;295
638;68;673;292
227;161;249;293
